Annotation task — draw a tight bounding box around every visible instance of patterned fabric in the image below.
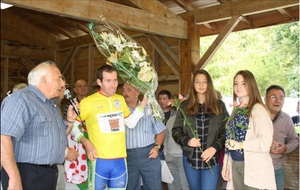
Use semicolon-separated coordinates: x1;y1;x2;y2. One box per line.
65;122;88;185
226;110;249;161
79;91;130;158
65;133;87;184
1;85;67;164
126;104;166;149
189;104;217;169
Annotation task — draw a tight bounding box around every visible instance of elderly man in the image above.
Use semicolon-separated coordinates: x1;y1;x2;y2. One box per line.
123;82;166;190
1;61;77;190
265;85;299;190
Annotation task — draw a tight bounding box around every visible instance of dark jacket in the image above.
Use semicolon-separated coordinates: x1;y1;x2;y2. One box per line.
172;100;229;160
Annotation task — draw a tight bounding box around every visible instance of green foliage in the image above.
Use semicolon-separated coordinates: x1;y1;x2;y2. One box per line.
202;22;299;97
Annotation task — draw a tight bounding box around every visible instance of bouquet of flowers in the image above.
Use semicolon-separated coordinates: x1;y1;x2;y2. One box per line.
88;17;164;120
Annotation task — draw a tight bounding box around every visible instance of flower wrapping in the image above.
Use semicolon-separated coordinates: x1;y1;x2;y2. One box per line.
88;18;164;121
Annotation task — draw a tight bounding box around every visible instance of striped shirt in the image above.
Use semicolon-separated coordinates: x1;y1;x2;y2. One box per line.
1;85;68;164
126;105;166;149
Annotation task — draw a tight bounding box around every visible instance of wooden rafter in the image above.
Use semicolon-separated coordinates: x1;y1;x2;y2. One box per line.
1;10;56;48
20;58;35;71
128;0;181;19
194;0;299;24
25;14;76;39
195;15;242;70
173;0;195;12
277;8;293;18
147;34;180;75
61;46;80;75
2;0;188;39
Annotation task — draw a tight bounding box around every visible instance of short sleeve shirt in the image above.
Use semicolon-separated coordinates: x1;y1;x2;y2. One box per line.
78;91;130;159
1;86;67;164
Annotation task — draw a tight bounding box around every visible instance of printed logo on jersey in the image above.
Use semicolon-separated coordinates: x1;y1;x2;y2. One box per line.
114;99;121;108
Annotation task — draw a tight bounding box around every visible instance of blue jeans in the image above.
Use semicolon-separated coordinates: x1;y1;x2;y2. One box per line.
275;167;284;190
183;156;219;190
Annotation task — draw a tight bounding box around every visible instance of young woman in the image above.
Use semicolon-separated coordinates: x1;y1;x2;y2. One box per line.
221;70;276;189
172;70;229;190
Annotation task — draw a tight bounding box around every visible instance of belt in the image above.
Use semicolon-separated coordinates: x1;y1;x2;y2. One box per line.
17;163;57;168
127;143;154;151
37;164;57;168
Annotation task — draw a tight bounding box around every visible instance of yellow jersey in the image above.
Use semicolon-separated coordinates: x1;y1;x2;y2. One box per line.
78;91;130;159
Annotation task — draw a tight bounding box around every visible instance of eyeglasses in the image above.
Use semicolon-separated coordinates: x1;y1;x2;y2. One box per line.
268;95;285;101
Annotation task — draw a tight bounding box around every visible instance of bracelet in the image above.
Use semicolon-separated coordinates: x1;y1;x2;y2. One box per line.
65;118;75;124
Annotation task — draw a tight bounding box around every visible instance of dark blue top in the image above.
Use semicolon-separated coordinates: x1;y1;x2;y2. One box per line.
226;109;249;161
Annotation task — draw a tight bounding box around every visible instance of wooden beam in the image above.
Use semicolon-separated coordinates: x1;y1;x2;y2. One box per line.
277;8;293;18
58;30;149;50
2;0;188;39
1;10;56;48
179;39;192;95
147;35;180;75
194;0;299;24
61;47;80;75
241;16;251;26
203;23;216;30
158;75;179;81
57;35;93;51
128;0;181;19
198;8;299;37
88;45;94;92
195;15;242;70
155;36;179;65
173;0;195;12
26;14;76;38
1;40;54;60
20;58;35;71
188;16;200;66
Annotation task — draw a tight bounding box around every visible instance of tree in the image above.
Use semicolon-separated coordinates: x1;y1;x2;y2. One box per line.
201;22;299;97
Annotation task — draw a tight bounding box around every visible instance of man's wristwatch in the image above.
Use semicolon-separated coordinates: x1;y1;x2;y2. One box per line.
154;144;161;149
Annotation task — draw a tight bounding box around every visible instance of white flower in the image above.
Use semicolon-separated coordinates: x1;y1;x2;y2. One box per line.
139;61;148;68
138;66;153;82
131;50;140;61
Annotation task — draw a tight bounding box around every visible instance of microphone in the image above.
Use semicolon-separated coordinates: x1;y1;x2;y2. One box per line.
64;89;80;116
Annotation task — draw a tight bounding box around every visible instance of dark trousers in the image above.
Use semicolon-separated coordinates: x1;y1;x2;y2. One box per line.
126;144;162;190
1;163;58;190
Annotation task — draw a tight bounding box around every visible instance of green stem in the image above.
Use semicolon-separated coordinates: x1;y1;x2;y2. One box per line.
178;107;214;174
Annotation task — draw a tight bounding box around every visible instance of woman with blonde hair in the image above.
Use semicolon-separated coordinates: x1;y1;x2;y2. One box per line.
222;70;276;189
172;69;229;190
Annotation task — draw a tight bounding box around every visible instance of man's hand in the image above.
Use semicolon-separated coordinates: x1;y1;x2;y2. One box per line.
139;94;148;109
148;146;159;159
65;147;79;162
80;137;98;160
270;141;287;154
66;102;79;122
8;177;23;190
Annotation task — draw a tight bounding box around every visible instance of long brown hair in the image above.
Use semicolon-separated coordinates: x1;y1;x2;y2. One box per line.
233;70;266;116
185;70;221;115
